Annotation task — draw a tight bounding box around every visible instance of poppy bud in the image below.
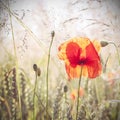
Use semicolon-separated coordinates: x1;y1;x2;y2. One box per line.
33;64;37;72
64;85;68;93
100;41;109;47
51;31;55;38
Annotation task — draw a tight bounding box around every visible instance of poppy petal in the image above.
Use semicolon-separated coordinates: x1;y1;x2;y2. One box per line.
66;42;81;66
70;37;90;49
92;40;101;52
87;60;102;78
58;43;67;60
86;41;100;62
65;63;88;79
85;42;102;78
58;37;90;60
65;63;80;79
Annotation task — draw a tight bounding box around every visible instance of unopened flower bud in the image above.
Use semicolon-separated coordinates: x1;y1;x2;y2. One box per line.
51;31;55;38
64;85;68;93
100;41;109;47
33;64;37;72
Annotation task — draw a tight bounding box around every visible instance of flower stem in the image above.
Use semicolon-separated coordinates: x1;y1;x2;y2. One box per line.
76;66;83;120
84;78;89;94
95;78;100;103
8;1;22;119
46;31;55;119
33;71;38;120
103;54;111;73
109;42;120;65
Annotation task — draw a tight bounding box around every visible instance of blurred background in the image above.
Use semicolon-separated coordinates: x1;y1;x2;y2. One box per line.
0;1;120;119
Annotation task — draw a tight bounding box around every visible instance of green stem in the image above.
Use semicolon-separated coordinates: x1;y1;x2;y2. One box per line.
109;42;120;65
46;31;55;119
35;93;51;119
103;54;111;73
8;3;17;59
76;66;83;120
33;72;38;120
65;92;67;104
95;78;100;103
85;78;89;94
8;1;22;119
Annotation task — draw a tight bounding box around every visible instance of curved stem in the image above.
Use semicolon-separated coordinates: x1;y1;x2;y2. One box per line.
109;42;120;65
76;66;83;120
103;53;111;73
46;31;55;119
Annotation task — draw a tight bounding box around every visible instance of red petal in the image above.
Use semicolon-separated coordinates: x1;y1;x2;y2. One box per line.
65;63;80;79
85;42;102;78
66;42;81;67
86;41;100;61
87;60;102;78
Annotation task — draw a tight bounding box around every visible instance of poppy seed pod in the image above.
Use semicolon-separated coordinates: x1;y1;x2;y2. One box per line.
51;31;55;38
64;85;68;93
33;64;37;72
100;41;109;47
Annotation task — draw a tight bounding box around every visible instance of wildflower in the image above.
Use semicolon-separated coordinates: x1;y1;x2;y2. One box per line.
58;37;102;80
70;88;84;100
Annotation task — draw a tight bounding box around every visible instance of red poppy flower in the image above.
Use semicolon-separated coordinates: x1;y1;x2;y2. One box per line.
58;37;102;80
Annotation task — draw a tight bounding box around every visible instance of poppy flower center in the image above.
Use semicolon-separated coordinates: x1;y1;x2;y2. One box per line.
78;58;87;65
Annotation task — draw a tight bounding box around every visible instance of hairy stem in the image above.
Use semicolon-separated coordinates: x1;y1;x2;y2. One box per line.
33;72;38;120
76;66;83;120
109;42;120;65
46;31;55;119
